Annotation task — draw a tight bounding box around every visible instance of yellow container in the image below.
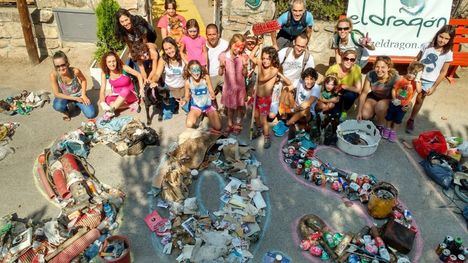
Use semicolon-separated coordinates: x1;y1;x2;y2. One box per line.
367;182;398;219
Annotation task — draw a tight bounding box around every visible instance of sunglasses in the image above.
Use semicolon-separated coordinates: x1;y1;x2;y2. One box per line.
343;57;356;62
337;27;350;31
54;63;67;69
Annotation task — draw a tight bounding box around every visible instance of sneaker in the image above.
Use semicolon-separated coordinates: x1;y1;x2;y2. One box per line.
388;130;397;142
382;127;391;139
405;118;414;133
274;121;289;137
263;136;272;149
272;120;284;133
251;127;262;140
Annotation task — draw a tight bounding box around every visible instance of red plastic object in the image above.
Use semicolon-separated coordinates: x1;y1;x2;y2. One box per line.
60;153;82;176
252;20;281;35
49;228;100;263
412;130;448;158
37;163;56;199
52;168;71;199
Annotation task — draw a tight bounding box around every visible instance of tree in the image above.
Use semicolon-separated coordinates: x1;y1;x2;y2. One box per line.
94;0;123;60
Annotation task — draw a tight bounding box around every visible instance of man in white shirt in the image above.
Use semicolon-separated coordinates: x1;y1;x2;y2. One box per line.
278;33;315;82
206;23;229;90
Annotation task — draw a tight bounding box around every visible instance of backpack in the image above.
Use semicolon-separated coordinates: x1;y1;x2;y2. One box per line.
282;10;308;36
280;47;310;73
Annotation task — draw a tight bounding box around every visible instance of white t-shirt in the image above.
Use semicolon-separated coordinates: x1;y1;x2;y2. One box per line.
294;79;320;109
207;38;229;77
278;47;315;82
419;42;453;82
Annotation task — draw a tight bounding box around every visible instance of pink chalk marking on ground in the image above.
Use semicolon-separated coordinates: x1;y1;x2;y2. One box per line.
280;138;423;262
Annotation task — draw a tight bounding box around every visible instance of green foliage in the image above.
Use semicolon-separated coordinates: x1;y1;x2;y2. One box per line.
273;0;347;21
94;0;123;60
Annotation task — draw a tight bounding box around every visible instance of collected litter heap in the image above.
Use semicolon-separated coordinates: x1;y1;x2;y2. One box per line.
0;90;50;116
0;117;159;262
0;122;19;161
148;131;269;262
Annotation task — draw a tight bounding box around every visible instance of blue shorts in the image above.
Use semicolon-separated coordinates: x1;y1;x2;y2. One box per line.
385;103;406;124
421;79;435;92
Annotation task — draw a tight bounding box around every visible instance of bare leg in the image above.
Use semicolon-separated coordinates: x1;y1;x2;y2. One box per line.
261;115;269;136
206;110;222;130
374;99;390;126
361;99;377;120
186;109;202;128
409;92;425;120
109;96;127;110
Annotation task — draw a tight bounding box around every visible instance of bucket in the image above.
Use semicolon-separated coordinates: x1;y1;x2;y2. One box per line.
367;182;398;219
100;235;131;263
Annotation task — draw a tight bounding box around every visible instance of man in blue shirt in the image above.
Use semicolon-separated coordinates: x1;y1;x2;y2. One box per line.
271;0;314;50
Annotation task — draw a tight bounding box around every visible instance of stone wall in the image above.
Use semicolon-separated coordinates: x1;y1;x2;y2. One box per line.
0;0;147;59
221;0;276;41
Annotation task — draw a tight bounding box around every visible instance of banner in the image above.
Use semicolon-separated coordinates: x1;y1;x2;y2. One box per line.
347;0;453;57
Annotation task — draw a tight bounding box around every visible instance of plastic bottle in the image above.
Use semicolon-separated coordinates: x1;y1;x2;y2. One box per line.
103;202;115;223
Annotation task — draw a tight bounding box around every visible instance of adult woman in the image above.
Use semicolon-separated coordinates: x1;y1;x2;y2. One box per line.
50;51;96;120
130;41;159;84
153;37;187;101
325;50;362;114
331;17;374;68
99;51;143;114
357;56;399;128
115;8;157;50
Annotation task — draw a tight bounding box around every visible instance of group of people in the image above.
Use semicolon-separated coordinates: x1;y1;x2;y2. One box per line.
49;0;455;148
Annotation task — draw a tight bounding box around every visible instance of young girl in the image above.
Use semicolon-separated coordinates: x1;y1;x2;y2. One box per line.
153;37;187;118
130;42;159;85
99;51;143;117
180;19;207;67
219;34;249;135
181;60;221;131
384;62;424;142
317;75;340;112
406;25;455;133
50;51;96;120
156;0;186;42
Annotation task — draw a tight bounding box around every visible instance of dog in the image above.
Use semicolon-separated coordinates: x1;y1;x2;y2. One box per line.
143;83;170;125
168;16;184;43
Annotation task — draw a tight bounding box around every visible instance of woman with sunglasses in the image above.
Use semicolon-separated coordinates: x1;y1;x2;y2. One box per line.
357;56;399;130
115;9;157;51
325;50;362;117
331;17;374;68
50;51;96;121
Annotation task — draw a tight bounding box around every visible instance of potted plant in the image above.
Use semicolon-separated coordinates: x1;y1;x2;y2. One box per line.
89;0;125;90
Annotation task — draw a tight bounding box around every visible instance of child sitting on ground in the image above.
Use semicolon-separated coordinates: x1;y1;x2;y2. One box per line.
383;61;424;142
250;44;280;149
273;68;321;138
317;74;340;112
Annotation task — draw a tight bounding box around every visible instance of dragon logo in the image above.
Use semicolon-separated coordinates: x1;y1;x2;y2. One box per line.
399;0;426;16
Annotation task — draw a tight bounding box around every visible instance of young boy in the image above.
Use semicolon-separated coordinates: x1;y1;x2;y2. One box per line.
250;45;280;149
383;61;424;142
274;67;321;138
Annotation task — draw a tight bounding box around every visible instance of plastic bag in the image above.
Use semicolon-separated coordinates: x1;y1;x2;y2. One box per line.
412;130;447;158
420;160;453;190
457;141;468;157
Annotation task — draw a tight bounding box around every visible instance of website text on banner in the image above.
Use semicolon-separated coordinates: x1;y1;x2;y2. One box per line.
347;0;453;57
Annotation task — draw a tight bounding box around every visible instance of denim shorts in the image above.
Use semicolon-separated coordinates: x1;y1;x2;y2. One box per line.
421;79;435;92
385;103;406;124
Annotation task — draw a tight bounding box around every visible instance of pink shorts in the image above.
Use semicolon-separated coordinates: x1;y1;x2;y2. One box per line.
191;105;216;113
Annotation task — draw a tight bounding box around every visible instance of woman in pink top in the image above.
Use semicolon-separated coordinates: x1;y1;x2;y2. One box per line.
99;51;143;116
219;34;248;134
156;0;186;43
180;19;207;67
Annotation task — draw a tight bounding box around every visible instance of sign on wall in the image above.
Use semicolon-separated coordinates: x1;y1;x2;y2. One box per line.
347;0;453;57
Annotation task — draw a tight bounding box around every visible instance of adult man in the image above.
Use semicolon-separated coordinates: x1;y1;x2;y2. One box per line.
278;33;315;82
206;23;229;89
269;33;315;119
271;0;314;50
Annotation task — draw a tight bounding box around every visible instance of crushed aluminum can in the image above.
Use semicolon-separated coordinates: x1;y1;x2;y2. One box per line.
300;239;312;250
309;246;323;257
349;182;360;192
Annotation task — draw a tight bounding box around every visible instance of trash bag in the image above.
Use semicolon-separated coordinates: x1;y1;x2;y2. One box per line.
420;159;453;190
412;130;447;158
426;151;460;172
